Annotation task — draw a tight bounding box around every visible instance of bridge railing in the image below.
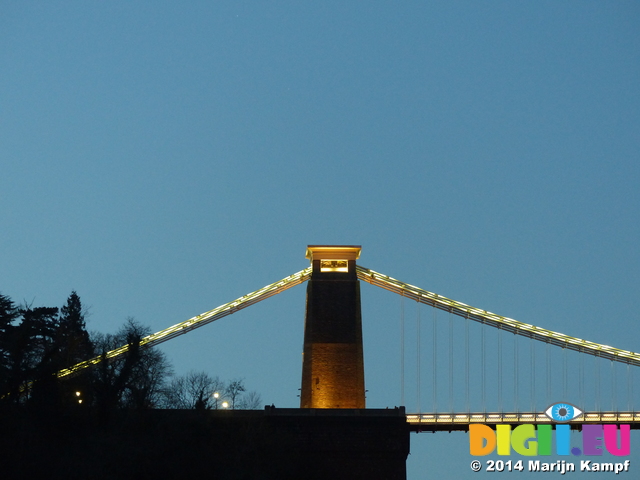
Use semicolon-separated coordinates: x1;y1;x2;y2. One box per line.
406;412;640;427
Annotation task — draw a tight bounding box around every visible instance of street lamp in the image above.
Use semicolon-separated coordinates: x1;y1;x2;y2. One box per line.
213;392;219;409
221;401;229;409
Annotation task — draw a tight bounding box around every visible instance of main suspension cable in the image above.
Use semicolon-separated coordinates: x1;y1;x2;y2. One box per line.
357;266;640;366
57;267;313;379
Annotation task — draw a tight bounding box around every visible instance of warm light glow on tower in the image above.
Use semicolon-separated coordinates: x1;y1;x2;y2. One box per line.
301;245;365;409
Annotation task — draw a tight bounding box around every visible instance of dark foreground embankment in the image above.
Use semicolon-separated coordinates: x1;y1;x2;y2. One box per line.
0;406;409;480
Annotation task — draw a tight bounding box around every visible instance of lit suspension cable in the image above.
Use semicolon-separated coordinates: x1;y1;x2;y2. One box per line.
57;267;313;379
356;266;640;366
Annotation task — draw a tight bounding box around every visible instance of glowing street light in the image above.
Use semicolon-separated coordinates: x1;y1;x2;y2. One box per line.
221;401;229;409
213;392;219;409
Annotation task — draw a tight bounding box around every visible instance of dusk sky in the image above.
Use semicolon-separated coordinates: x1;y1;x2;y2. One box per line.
2;2;639;477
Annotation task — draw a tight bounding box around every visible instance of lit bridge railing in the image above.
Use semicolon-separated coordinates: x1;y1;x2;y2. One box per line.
405;412;640;430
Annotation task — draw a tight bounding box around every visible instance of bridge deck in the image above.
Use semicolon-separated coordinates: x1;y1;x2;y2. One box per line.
406;412;640;432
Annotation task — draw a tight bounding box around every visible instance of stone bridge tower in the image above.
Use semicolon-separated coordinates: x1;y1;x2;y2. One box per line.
300;245;365;409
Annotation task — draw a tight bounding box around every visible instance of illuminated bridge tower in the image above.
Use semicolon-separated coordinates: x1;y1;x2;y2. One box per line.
300;245;366;409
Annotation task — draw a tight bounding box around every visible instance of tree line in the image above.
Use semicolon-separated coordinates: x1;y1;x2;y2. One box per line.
0;291;261;413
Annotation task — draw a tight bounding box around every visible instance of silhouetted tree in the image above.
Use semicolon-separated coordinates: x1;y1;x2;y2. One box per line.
92;326;140;415
13;305;59;407
162;371;224;409
0;293;95;408
0;293;176;414
239;390;263;410
58;291;93;365
56;291;94;406
0;293;20;401
162;374;261;410
91;318;171;413
225;379;246;410
123;342;172;409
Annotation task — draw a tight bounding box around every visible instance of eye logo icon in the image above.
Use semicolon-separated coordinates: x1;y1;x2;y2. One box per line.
545;403;583;422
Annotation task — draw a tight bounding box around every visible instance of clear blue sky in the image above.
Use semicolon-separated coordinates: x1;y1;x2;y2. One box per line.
1;2;639;477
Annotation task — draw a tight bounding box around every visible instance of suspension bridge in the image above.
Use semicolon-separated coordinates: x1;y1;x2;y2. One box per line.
56;245;640;431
